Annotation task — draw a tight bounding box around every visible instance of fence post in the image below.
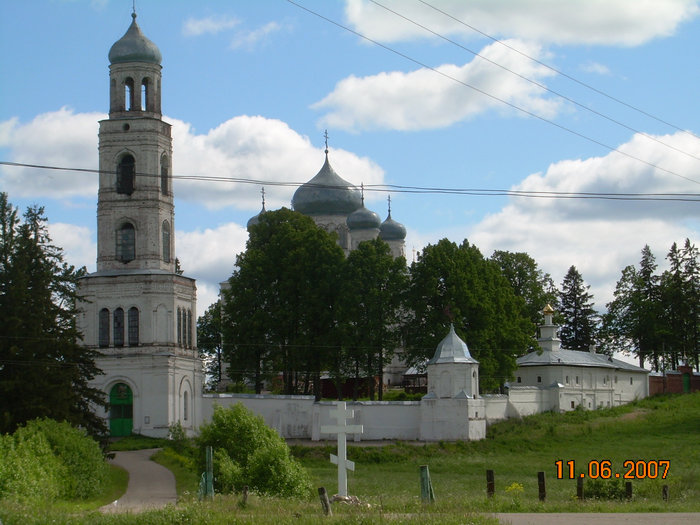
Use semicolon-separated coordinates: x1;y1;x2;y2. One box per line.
486;469;495;498
318;487;332;516
625;481;633;500
420;465;435;503
537;471;546;501
662;485;669;501
577;476;584;500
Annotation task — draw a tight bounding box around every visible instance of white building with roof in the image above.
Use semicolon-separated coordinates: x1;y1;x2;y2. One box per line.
507;305;649;412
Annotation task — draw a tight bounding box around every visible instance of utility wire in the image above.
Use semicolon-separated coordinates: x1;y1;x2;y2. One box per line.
3;160;699;202
369;0;700;164
417;0;700;142
284;0;700;186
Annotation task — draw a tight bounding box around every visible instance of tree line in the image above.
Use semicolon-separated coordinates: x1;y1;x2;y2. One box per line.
202;208;697;400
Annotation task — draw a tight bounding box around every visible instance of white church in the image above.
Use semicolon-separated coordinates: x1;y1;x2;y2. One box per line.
77;13;648;441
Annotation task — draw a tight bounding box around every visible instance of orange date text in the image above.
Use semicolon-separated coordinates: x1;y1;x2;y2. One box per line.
554;459;670;480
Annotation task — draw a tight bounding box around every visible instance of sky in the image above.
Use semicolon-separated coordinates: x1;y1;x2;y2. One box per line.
1;0;699;319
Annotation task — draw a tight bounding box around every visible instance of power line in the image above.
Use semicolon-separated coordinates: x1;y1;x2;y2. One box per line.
368;0;700;164
417;0;700;142
284;0;700;186
3;160;699;202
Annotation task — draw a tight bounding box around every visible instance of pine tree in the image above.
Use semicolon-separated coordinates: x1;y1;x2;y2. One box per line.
559;265;598;351
0;193;107;437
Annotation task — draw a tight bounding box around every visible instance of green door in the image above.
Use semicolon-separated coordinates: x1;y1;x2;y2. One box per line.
682;373;691;394
110;383;133;437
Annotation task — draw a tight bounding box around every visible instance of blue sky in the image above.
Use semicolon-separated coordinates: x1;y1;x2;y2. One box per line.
1;0;699;316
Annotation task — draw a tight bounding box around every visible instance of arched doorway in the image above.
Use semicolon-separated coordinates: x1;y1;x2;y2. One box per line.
110;383;133;437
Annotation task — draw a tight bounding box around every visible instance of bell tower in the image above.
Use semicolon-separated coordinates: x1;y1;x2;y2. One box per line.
78;12;202;438
97;12;173;273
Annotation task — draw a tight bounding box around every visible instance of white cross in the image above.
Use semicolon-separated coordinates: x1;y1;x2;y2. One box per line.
320;401;363;497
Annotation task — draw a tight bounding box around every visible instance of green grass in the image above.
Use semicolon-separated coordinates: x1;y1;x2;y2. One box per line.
107;434;171;451
1;392;698;524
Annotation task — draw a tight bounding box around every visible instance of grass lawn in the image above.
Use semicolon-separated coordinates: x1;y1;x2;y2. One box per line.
1;392;697;524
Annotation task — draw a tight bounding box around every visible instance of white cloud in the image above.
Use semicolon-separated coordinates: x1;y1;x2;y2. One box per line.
312;39;559;132
230;21;282;50
176;223;249;311
182;15;240;37
170;114;385;210
48;222;96;273
579;61;611;75
0;108;102;198
464;131;700;309
344;0;700;46
0;110;385;211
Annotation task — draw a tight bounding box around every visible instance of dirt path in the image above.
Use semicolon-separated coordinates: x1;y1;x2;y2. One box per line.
494;513;700;524
100;448;177;513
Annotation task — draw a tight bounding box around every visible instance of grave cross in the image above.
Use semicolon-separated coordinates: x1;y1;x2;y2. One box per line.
320;401;363;497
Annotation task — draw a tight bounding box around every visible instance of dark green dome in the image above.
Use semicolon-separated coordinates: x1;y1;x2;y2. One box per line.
347;205;381;231
379;213;406;241
109;13;162;65
292;154;362;216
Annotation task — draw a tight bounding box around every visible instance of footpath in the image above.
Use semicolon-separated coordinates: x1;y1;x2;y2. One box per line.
100;448;177;513
494;513;700;524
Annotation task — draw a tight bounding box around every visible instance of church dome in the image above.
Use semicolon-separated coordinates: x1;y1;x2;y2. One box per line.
428;324;478;365
379;213;406;241
246;206;265;231
109;13;162;65
292;153;362;216
347;205;381;231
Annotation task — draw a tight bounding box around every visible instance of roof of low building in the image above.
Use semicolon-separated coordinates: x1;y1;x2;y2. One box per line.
428;324;479;365
517;348;648;373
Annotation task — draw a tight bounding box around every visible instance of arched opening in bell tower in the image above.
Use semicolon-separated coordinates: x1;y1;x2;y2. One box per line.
162;220;171;263
160;154;169;195
141;78;149;112
116;154;135;195
124;77;135;111
116;222;135;263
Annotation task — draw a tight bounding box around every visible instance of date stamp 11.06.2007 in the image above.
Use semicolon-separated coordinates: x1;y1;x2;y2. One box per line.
555;459;669;480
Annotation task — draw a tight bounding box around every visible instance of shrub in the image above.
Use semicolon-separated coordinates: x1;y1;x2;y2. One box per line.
585;478;628;500
197;404;312;498
0;418;108;502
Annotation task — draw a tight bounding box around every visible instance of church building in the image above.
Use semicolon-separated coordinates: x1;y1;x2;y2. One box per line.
77;13;203;438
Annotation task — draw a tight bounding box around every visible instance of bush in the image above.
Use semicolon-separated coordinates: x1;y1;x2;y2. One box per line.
585;478;628;500
0;418;108;502
198;404;312;498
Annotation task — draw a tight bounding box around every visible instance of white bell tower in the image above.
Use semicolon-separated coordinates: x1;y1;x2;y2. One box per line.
78;12;203;438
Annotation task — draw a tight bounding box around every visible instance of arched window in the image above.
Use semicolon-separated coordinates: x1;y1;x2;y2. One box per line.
183;391;189;421
114;308;124;347
99;308;110;347
116;154;135;195
124;77;135;111
177;307;182;346
162;221;171;263
187;310;192;348
128;307;139;346
160;154;169;195
116;223;135;263
141;78;149;111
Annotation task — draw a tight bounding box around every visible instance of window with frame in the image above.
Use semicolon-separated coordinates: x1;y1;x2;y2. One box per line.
160;154;169;195
177;308;182;346
187;310;192;348
99;308;110;347
114;308;124;347
116;154;135;195
128;307;139;346
162;221;170;263
116;223;135;263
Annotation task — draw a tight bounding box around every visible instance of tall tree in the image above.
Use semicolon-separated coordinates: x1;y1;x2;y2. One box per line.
558;265;598;351
490;250;558;329
405;239;532;391
660;239;699;370
221;209;344;399
0;193;107;437
197;300;224;390
337;238;408;400
602;245;663;368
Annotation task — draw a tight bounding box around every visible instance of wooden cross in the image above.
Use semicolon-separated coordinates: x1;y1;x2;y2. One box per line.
320;402;363;497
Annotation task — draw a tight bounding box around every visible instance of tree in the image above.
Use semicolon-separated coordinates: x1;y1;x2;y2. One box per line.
558;265;598;351
404;239;532;391
197;300;224;390
490;250;558;331
0;193;107;438
221;209;345;399
337;238;408;400
602;246;663;368
660;239;699;370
